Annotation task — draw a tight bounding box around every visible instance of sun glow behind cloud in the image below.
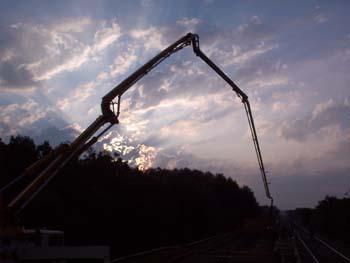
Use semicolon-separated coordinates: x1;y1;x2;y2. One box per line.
102;132;159;170
1;1;350;208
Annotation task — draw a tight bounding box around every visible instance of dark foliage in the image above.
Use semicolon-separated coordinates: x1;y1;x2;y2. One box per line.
289;196;350;243
314;196;350;241
0;135;261;257
0;136;39;187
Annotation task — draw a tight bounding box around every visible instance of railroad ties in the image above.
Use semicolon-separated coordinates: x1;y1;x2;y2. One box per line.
112;227;279;263
293;224;350;263
111;216;350;262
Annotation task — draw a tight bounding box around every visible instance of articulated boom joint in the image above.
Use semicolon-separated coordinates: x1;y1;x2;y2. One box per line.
2;32;272;214
241;95;249;103
190;33;200;55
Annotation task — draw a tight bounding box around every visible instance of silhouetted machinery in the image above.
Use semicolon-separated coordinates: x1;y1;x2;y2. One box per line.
0;32;273;260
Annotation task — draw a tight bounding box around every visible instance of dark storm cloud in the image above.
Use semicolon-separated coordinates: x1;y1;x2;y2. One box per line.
0;116;79;146
0;24;47;62
0;61;37;89
0;24;46;89
32;125;78;146
279;101;350;141
0;94;79;146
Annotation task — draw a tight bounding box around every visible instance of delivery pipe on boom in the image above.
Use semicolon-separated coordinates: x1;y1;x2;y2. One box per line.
2;32;272;216
101;33;194;116
191;36;272;201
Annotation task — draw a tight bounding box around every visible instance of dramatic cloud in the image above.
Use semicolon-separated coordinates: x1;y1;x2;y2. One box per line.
1;0;349;209
109;46;138;77
0;96;79;145
130;27;167;51
33;125;79;146
278;99;350;141
0;18;121;90
0;62;38;90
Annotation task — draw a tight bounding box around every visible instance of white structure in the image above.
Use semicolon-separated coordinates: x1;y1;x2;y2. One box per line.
1;228;110;262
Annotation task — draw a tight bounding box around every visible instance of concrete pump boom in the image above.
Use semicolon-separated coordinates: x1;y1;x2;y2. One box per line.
1;32;272;216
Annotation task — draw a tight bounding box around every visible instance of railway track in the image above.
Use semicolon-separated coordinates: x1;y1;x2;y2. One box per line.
179;233;277;263
111;232;236;263
293;225;350;263
112;229;277;263
112;219;349;262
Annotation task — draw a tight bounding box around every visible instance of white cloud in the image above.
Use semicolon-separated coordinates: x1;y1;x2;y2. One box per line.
250;15;262;25
103;134;135;155
1;18;122;85
0;99;45;128
272;101;286;112
160;119;199;138
102;131;159;170
56;81;97;111
109;46;138;77
93;21;121;52
130;27;166;51
210;43;278;68
36;47;92;80
231;43;278;66
270;90;301;113
52;17;92;33
37;21;121;80
176;18;202;28
135;144;158;170
314;14;328;23
246;75;289;89
311;99;335;119
97;71;108;80
0;97;72;142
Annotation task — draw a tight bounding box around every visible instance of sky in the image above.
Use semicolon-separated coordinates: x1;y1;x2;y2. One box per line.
0;0;349;209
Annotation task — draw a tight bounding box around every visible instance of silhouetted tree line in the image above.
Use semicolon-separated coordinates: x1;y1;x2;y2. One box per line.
0;135;261;256
289;196;350;243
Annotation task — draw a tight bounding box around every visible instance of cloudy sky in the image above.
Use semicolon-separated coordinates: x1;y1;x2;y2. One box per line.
0;0;349;209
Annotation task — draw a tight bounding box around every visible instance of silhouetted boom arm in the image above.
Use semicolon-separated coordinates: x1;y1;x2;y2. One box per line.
101;32;272;202
191;37;272;201
3;32;272;215
1;33;196;213
101;33;195;116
